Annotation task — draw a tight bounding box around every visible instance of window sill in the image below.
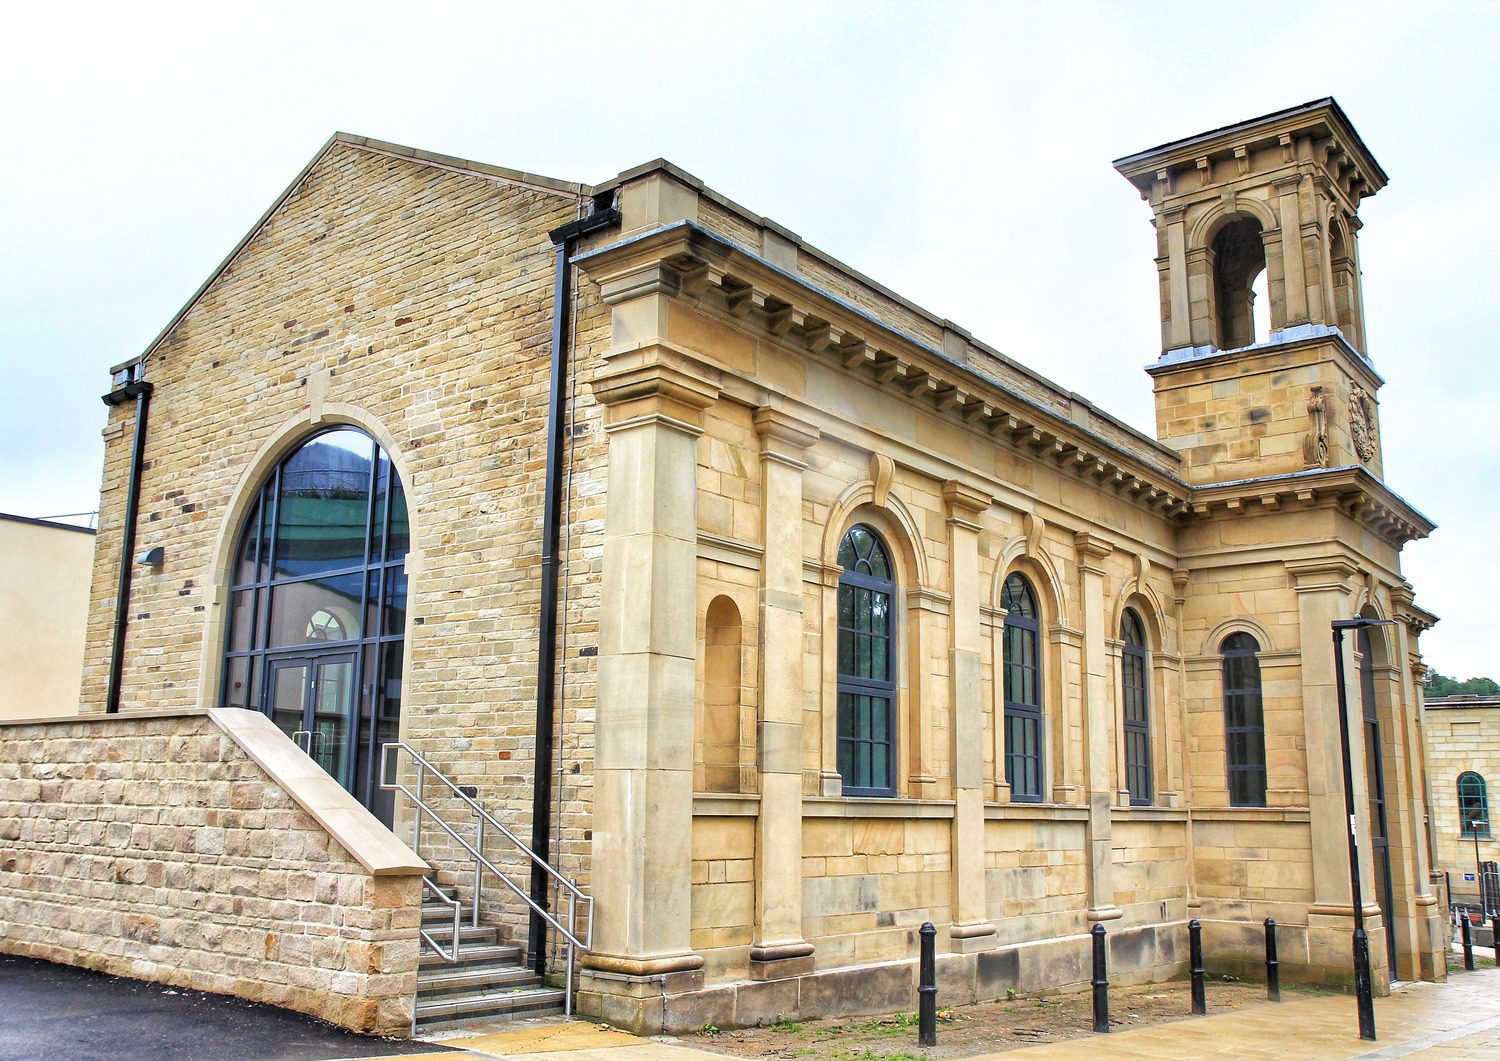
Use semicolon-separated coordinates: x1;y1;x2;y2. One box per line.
803;795;956;819
1189;806;1312;822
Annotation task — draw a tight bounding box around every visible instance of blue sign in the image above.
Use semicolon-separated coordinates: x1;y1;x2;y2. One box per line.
1464;873;1477;881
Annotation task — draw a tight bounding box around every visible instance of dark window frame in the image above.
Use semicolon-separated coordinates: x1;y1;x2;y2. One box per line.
1002;572;1044;803
836;525;898;798
1221;631;1267;807
1121;608;1152;806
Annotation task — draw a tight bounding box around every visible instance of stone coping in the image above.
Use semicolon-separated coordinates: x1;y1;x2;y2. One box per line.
2;707;429;878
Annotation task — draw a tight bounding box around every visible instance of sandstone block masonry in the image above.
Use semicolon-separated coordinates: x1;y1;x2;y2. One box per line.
0;709;427;1036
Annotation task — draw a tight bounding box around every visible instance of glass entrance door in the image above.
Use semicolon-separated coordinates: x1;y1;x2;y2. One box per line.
263;651;357;791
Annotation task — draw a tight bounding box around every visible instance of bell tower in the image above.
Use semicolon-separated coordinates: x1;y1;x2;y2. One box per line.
1115;99;1389;484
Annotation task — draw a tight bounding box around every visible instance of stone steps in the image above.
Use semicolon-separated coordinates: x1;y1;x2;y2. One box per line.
414;883;562;1030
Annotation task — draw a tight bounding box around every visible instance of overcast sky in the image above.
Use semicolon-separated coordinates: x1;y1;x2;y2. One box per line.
2;1;1495;679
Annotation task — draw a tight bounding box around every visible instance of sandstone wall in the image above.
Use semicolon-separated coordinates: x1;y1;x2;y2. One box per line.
0;709;426;1036
82;140;611;962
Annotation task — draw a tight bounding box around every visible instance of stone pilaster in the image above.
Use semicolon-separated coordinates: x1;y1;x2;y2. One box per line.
1390;582;1445;981
749;407;819;979
1288;557;1389;989
1274;175;1310;326
581;355;719;1023
1162;205;1191;351
1075;532;1120;922
944;481;995;950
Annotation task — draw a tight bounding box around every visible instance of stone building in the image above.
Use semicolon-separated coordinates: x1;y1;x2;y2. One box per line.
0;98;1448;1034
1421;695;1500;912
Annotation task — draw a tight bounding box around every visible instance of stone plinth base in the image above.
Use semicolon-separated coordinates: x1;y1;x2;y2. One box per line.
581;921;1188;1034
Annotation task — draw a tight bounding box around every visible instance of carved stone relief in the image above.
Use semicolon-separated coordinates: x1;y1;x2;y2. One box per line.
1349;383;1377;463
1303;385;1329;468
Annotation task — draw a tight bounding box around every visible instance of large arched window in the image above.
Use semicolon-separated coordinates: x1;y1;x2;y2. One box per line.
1459;772;1491;837
1002;573;1043;802
222;426;408;823
1121;608;1151;806
837;525;896;796
1221;632;1267;807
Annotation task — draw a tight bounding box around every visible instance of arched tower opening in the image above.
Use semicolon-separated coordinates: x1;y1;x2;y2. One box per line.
1212;216;1267;350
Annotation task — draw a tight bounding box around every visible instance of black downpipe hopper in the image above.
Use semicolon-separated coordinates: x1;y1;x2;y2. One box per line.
528;205;620;975
1264;917;1280;1001
1461;912;1475;971
1189;918;1206;1015
917;922;937;1047
1091;923;1109;1033
101;378;153;714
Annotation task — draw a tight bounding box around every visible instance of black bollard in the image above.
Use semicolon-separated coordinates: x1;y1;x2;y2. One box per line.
1091;923;1109;1033
1492;916;1499;965
918;921;937;1047
1189;918;1206;1015
1264;918;1280;1002
1461;911;1475;971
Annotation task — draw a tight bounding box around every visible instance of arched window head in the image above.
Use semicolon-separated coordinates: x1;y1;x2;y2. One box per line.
1221;632;1267;807
1002;573;1043;802
836;525;896;796
1212;217;1267;350
222;426;408;824
1459;772;1491;838
1121;608;1151;805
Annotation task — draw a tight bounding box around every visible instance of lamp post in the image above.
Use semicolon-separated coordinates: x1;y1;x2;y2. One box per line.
1332;617;1396;1042
1472;819;1488;917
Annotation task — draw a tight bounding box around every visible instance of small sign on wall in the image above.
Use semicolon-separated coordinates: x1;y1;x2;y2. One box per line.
1464;872;1477;881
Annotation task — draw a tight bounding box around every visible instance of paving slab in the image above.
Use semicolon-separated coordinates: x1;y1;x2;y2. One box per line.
993;967;1500;1059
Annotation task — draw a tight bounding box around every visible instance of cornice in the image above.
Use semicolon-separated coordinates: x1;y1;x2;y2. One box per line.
1183;465;1433;548
1113;97;1386;208
573;221;1192;522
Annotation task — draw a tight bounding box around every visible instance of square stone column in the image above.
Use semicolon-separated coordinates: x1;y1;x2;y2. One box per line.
945;482;996;949
581;356;719;1022
1288;557;1390;989
749;407;819;979
1075;532;1121;922
1390;582;1445;981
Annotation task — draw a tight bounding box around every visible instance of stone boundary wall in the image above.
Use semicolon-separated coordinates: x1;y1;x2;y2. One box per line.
0;708;428;1036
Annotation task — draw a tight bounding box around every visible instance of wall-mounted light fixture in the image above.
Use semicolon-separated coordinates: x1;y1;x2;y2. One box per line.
137;546;165;568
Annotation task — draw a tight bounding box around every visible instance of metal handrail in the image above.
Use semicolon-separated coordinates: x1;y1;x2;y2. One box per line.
420;878;462;963
380;742;591;1014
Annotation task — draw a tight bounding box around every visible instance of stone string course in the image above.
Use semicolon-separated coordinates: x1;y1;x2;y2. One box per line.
0;713;422;1036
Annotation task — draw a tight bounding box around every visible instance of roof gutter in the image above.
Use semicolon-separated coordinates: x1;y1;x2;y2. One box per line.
528;203;620;975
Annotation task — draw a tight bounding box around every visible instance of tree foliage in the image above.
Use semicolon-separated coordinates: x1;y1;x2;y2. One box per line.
1426;672;1500;697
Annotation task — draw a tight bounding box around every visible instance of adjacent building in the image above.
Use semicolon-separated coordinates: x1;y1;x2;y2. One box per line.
1;98;1450;1035
1422;695;1500;912
0;513;95;718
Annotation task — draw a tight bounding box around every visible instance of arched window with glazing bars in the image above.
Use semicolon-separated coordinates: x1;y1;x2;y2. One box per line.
837;525;896;797
1121;608;1151;806
1221;632;1266;807
1002;573;1043;802
1459;772;1491;837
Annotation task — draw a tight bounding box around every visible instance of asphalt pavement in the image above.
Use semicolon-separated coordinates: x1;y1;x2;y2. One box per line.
0;954;453;1061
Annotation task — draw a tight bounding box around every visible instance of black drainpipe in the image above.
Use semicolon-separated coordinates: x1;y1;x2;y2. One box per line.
529;202;620;974
100;374;154;714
